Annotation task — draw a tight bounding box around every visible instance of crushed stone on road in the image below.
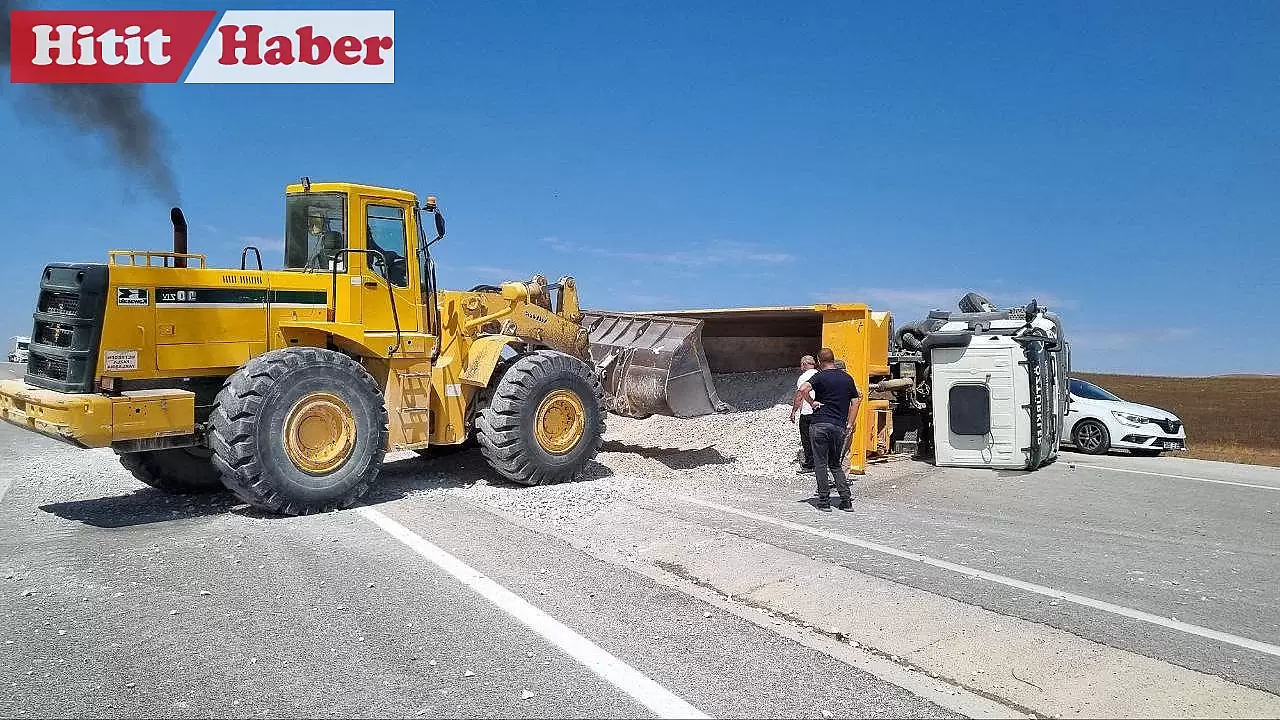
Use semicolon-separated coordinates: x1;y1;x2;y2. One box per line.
367;369;924;538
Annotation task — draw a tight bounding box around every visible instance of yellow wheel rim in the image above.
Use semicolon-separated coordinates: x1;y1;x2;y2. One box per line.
533;389;586;455
283;392;357;474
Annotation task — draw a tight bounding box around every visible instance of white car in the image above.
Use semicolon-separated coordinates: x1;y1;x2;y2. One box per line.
1063;377;1187;456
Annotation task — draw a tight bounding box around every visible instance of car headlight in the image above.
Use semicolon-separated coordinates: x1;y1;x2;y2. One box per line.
1112;411;1152;426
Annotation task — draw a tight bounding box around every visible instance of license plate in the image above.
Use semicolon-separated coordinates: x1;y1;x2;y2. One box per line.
1162;441;1183;450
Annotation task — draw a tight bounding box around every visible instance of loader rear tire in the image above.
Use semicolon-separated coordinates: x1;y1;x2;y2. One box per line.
208;347;389;516
117;447;224;494
475;350;605;487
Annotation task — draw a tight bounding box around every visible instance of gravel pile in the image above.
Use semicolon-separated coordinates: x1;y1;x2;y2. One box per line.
601;369;806;480
385;368;819;526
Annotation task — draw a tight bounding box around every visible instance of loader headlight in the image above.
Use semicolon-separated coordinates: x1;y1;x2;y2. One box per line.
1112;411;1152;427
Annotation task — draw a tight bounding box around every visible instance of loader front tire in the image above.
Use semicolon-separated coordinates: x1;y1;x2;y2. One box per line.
117;447;224;494
208;347;389;516
475;350;605;487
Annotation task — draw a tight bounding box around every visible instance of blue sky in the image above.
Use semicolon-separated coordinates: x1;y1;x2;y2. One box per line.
2;0;1277;376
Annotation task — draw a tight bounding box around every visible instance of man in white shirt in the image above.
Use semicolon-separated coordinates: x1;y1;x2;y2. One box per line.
792;355;817;472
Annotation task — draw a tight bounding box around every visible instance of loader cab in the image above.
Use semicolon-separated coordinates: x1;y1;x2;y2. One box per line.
281;181;441;335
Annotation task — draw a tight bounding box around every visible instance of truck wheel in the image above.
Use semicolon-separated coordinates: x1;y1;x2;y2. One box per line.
1072;418;1111;455
475;350;605;486
117;447;224;494
208;347;388;516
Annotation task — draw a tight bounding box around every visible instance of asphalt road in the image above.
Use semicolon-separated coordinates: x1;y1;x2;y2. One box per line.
656;454;1280;694
0;418;952;716
2;358;1277;717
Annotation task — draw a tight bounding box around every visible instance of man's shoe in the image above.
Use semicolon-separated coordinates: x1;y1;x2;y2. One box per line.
837;499;853;511
797;465;814;474
815;497;831;511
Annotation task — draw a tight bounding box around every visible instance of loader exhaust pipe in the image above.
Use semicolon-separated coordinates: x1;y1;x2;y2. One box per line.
170;207;188;268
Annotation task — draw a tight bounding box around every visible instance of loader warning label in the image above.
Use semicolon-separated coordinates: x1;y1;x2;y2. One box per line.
104;350;139;371
117;288;149;306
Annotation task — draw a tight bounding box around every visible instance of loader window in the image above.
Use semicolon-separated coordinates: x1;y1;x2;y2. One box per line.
284;193;347;272
365;204;409;288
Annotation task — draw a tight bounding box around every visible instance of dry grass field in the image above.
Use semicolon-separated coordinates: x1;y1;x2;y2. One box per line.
1075;372;1280;467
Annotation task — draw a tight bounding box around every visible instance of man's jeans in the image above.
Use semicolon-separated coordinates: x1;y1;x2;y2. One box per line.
798;414;814;468
809;422;850;501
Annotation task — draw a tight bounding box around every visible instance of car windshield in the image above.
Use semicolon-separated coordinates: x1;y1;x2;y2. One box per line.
1070;378;1123;402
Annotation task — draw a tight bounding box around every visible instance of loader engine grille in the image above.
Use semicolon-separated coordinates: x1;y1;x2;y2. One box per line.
38;291;80;317
35;321;76;349
24;264;110;394
28;354;69;382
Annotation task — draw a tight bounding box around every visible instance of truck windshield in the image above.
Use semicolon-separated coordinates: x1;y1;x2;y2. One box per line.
284;192;347;271
17;341;27;350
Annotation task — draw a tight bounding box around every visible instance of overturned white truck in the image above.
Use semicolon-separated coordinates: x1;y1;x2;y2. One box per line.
887;292;1070;470
586;292;1070;473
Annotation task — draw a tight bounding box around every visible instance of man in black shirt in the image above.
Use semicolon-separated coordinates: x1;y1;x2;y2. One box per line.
790;348;860;510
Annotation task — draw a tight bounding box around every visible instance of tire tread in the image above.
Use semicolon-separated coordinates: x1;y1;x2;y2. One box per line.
208;347;388;515
117;447;224;494
474;350;605;486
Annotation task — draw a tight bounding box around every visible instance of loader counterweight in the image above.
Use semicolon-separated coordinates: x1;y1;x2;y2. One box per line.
0;380;195;449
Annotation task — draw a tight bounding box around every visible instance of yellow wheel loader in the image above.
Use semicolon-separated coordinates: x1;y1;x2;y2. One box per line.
0;180;726;515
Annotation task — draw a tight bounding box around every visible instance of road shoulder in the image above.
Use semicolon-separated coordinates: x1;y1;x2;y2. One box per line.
446;481;1280;719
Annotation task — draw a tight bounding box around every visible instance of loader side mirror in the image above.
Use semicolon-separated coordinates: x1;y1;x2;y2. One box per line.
425;200;446;248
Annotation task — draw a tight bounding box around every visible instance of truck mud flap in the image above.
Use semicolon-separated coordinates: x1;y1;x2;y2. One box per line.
580;310;733;419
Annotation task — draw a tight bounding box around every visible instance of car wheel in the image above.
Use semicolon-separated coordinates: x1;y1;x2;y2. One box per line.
1072;418;1111;455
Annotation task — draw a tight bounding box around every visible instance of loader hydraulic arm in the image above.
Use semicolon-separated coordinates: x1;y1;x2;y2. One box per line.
457;275;592;359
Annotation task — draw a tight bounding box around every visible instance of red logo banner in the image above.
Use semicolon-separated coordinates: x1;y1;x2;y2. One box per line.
8;10;219;83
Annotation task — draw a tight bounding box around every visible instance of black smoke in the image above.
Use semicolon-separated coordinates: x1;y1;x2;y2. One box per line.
1;0;181;205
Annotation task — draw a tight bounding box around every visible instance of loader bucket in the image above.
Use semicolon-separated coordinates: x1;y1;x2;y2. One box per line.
580;310;733;419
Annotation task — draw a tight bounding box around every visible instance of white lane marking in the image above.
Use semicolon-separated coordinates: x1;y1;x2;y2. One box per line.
678;496;1280;660
359;507;710;720
1067;463;1280;492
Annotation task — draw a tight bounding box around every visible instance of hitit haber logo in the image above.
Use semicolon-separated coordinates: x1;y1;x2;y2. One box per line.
8;10;395;83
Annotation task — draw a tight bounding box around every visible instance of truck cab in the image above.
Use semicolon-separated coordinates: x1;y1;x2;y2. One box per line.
8;336;29;364
891;300;1070;470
